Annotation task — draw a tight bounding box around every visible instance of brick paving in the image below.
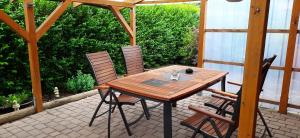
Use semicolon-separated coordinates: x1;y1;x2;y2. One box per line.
0;92;300;138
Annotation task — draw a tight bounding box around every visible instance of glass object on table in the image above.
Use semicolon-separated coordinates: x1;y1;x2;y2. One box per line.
170;70;180;81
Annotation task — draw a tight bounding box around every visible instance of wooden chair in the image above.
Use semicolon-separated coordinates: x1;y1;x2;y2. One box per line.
121;45;166;108
181;62;271;138
86;51;150;136
121;45;146;75
181;87;243;138
203;55;276;137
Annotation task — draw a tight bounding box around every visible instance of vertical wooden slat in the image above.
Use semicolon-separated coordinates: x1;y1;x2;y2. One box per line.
24;0;43;112
197;0;207;68
279;0;300;114
130;6;136;46
238;0;270;137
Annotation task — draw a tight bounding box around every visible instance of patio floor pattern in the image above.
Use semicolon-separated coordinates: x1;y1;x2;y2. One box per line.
0;92;300;138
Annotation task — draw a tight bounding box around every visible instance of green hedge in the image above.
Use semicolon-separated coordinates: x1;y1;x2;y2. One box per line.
0;1;199;96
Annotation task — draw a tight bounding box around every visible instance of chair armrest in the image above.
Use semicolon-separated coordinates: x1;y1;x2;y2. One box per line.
94;84;109;90
188;105;234;124
206;88;238;99
227;81;242;87
211;94;236;102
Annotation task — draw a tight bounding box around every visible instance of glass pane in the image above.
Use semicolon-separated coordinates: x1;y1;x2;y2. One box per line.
204;32;247;63
288;72;300;113
206;0;250;29
205;33;288;67
294;34;300;67
206;0;294;29
267;0;293;29
264;33;288;67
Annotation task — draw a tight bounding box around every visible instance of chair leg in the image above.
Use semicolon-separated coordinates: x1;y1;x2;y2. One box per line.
117;104;132;136
111;104;117;113
110;92;132;136
89;98;105;126
141;99;150;120
258;109;272;137
191;130;198;138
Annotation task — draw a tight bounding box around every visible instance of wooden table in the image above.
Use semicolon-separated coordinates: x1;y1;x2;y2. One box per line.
107;65;228;138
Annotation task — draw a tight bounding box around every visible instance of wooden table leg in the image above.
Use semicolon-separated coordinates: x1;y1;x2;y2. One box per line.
164;102;172;138
221;76;226;91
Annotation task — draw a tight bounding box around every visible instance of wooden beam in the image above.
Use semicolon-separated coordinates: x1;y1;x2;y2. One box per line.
205;29;300;33
197;0;207;68
36;0;72;40
279;0;300;114
238;0;270;137
203;59;285;71
72;0;140;8
130;6;136;46
259;98;300;109
138;0;199;4
0;10;30;42
72;2;82;7
24;0;43;112
110;6;134;38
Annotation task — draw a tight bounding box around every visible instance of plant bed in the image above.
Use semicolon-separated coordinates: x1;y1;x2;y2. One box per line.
0;98;33;115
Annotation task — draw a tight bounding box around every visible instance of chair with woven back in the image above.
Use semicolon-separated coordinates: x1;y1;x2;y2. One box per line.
121;45;147;75
180;62;272;138
86;51;150;136
121;45;171;108
203;55;276;137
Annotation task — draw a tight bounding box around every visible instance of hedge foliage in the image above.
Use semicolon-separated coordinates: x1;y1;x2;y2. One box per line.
0;1;199;96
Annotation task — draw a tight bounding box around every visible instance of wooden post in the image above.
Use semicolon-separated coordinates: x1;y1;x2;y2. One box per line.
110;6;134;40
130;6;136;46
24;0;43;112
197;0;207;68
279;0;300;114
238;0;270;137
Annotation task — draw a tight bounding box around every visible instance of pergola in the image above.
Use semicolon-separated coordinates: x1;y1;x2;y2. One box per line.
0;0;299;137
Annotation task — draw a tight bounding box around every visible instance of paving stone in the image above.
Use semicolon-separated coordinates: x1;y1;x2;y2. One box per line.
0;95;299;138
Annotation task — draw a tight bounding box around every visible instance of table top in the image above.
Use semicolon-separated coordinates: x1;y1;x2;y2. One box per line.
107;65;228;102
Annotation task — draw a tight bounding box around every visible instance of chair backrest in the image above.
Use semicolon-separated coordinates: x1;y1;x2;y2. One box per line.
86;51;117;93
260;55;277;91
228;62;271;136
121;45;144;75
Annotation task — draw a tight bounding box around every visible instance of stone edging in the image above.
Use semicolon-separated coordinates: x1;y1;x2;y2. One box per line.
0;90;98;125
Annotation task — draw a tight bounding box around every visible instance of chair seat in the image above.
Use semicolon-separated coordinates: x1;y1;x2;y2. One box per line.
205;97;234;115
181;113;230;137
117;94;140;105
100;89;140;105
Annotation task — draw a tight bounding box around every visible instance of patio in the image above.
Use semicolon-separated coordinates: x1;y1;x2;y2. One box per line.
1;92;299;138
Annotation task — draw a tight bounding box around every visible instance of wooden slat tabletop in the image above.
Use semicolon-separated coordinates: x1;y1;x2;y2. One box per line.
107;65;228;101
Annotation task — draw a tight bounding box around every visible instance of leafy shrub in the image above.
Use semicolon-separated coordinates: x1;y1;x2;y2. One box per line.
0;91;31;107
0;1;199;96
0;96;7;107
66;70;95;93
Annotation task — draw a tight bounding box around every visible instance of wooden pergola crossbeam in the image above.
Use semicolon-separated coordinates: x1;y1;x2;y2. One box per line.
138;0;199;4
110;6;134;38
72;0;142;8
0;10;30;42
36;0;72;40
279;0;300;114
